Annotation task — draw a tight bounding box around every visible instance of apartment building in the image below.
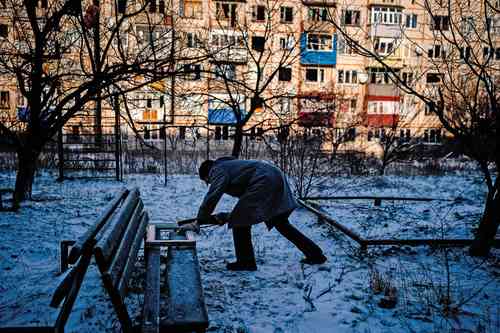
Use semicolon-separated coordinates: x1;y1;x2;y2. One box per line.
1;0;499;155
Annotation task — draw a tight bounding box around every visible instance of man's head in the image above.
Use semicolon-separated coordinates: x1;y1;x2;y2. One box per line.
198;159;214;184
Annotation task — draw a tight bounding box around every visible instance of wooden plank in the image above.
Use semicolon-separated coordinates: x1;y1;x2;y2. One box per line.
117;212;149;298
152;222;179;229
94;189;140;273
146;239;196;248
50;266;77;308
298;199;366;246
147;224;157;242
54;246;94;332
302;196;453;202
100;272;133;333
68;188;129;264
365;238;500;247
160;233;209;332
0;328;56;332
109;202;145;287
142;247;161;333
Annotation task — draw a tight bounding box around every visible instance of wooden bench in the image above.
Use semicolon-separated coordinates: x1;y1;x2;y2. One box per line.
0;187;209;333
0;188;130;333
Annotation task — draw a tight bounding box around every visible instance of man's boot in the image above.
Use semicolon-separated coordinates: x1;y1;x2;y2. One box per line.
228;226;257;271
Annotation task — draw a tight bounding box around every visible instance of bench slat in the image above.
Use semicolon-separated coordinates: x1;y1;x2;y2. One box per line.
68;188;129;264
160;233;209;332
118;212;149;298
54;247;93;332
142;246;161;333
95;189;140;273
109;201;145;287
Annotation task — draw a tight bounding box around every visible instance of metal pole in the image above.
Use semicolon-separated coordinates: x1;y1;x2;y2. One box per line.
94;0;102;146
114;95;121;181
57;129;64;182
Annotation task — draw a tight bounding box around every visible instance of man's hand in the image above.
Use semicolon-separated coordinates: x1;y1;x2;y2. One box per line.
212;212;230;226
178;221;200;233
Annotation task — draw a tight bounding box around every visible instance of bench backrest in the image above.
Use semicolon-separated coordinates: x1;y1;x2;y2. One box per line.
93;188;149;333
49;188;132;332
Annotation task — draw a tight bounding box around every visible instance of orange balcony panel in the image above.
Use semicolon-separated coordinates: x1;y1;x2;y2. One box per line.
366;114;399;127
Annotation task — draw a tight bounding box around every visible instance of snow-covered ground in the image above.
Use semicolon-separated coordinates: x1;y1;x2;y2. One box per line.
0;171;499;332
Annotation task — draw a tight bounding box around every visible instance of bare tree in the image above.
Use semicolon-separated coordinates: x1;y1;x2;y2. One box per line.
329;0;499;255
0;0;199;207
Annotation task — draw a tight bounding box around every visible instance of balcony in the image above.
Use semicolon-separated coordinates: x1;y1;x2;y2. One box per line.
367;84;400;98
210;47;248;64
302;0;336;7
369;24;402;38
366;114;399;127
368;0;402;7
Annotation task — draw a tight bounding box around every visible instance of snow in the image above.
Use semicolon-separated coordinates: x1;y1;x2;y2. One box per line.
0;171;499;332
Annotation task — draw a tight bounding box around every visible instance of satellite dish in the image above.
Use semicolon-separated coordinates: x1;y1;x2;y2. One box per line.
358;72;369;84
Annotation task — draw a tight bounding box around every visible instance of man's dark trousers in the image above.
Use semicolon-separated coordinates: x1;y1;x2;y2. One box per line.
232;213;324;265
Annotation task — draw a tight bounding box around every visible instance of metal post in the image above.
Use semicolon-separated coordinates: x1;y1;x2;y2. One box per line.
57;129;64;182
94;0;102;146
114;95;121;181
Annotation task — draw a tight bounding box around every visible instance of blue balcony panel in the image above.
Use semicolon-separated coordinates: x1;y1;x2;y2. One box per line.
300;33;337;66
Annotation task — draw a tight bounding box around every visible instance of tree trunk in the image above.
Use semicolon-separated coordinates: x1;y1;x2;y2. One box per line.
13;147;40;209
231;125;243;158
469;177;499;256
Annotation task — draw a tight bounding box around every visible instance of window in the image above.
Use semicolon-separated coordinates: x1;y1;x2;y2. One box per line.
369;67;396;84
461;17;475;34
211;33;244;48
182;0;203;19
39;0;48;8
337;36;355;55
427;44;446;58
350;99;357;112
426;73;442;84
402;72;414;85
338;69;358;84
423;129;441;143
179;127;186;140
183;64;201;80
149;0;157;13
0;91;10;108
0;24;7;38
159;0;165;13
251;97;263;112
252;5;266;21
278;67;292;81
216;2;237;26
215;63;236;80
430;15;450;31
374;38;395;55
405;14;417;28
280;6;293;23
308;7;329;22
279;36;294;50
222;126;229;140
186;32;201;48
305;68;325;82
399;129;411;142
483;47;500;60
252;36;265;52
459;46;472;60
371;7;402;25
342;10;361;26
279;97;292;115
307;34;333;51
143;126;150;140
